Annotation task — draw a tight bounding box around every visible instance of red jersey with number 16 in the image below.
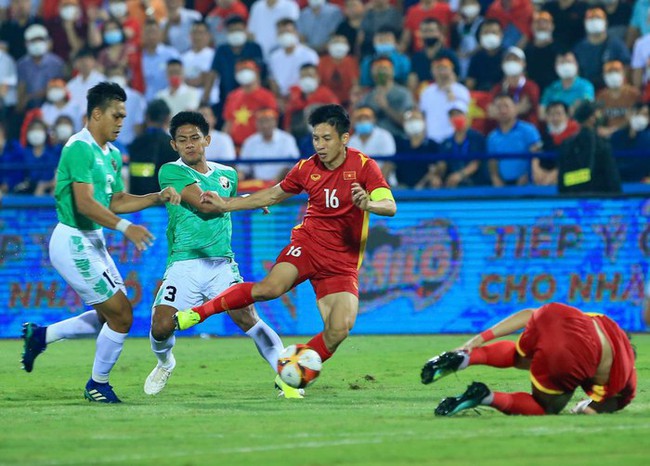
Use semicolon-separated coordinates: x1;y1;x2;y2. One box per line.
279;147;390;270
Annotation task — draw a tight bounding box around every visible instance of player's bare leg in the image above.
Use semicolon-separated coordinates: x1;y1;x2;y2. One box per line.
145;305;177;395
306;292;359;362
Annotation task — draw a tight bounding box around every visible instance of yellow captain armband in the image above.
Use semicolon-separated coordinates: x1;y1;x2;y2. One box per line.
369;187;394;202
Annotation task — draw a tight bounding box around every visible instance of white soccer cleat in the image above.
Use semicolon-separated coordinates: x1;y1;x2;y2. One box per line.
144;355;176;395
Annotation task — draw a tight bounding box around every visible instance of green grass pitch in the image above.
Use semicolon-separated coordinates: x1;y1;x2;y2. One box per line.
0;334;648;466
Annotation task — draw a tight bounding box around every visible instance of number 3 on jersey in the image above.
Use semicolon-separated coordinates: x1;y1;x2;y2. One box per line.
324;188;339;208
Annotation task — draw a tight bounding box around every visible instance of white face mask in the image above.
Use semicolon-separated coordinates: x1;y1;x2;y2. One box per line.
604;72;623;89
461;5;480;19
547;121;568;135
534;30;552;42
556;62;578;79
55;124;74;141
227;31;247;47
60;5;79;21
585;19;606;34
502;60;524;77
630;114;649;132
27;40;48;56
480;33;502;50
47;87;66;103
108;2;128;18
404;119;425;136
235;69;257;86
299;76;318;93
278;32;298;49
108;75;127;88
27;129;47;146
328;42;349;59
309;0;325;7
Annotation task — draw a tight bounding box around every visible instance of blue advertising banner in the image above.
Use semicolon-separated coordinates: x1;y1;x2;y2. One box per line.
0;195;647;338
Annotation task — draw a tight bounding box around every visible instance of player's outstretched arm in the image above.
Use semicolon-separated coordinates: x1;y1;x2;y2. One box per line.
459;308;536;352
351;183;396;217
201;184;294;213
109;187;181;213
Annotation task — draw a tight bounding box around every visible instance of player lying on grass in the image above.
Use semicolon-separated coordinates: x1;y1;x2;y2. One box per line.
173;104;396;372
421;302;636;416
145;110;302;398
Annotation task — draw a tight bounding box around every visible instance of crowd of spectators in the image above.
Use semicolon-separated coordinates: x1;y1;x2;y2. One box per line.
1;0;650;196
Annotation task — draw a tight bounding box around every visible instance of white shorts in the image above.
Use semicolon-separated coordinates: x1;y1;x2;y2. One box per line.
153;257;243;311
49;223;126;306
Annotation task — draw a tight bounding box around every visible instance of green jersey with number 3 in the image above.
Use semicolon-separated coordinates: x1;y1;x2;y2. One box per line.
158;160;238;266
54;128;124;230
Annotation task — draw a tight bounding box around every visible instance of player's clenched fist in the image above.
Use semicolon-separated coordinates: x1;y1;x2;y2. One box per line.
159;187;181;205
351;182;369;211
124;224;156;251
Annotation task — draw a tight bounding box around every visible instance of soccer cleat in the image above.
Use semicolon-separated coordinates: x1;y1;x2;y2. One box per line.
173;309;201;331
421;350;467;385
274;375;305;399
84;378;122;403
434;382;491;416
21;322;47;373
144;356;176;395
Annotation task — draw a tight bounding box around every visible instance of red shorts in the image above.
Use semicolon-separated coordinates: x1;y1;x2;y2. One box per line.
275;240;359;300
516;303;636;404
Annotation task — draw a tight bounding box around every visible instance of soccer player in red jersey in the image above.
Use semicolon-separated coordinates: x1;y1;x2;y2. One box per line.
422;302;636;416
174;104;396;370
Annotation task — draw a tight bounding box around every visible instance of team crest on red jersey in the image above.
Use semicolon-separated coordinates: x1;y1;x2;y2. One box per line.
343;171;356;180
310;174;322;181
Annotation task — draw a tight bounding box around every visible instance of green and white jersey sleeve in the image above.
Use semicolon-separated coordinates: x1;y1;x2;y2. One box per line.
158;160;238;266
54;128;124;230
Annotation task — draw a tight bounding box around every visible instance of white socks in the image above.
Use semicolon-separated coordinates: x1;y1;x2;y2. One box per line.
246;319;284;372
92;323;128;383
150;332;176;369
45;310;102;344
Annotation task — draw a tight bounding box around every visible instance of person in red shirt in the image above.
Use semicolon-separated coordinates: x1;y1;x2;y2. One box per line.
486;0;534;42
402;0;454;53
283;63;340;135
422;302;637;416
222;60;277;147
207;0;249;21
174;104;397;374
318;34;360;109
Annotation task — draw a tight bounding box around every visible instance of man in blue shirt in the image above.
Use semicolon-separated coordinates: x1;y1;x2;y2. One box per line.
488;93;542;186
540;51;594;119
359;26;411;86
611;102;650;182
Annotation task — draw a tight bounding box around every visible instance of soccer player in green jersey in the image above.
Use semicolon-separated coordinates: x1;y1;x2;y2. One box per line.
143;111;302;398
21;82;181;403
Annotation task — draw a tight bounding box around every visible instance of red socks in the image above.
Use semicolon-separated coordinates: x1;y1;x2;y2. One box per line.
307;332;334;363
491;392;546;415
469;341;517;368
193;282;255;321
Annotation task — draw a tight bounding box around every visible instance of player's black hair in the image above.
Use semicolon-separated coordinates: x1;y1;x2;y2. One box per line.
146;99;171;125
308;104;350;136
86;81;127;119
170;111;210;139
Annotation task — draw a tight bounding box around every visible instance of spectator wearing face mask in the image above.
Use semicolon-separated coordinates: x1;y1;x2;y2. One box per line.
268;18;319;99
535;101;579;186
348;106;396;184
318;34;360;108
543;0;587;51
161;0;202;54
17;25;66;112
96;19;143;93
222;60;278;147
611;103;650;182
489;47;540;126
0;0;40;60
573;8;630;87
539;52;594;120
105;67;147;147
182;21;218;107
466;19;504;91
437;103;485;188
485;0;534;49
358;0;403;58
360;26;411;87
297;0;344;54
335;0;365;58
52;115;75;146
284;64;339;137
21;118;60;196
141;19;181;102
43;0;88;63
525;11;559;92
67;48;106;109
40;79;84;131
401;0;454;54
205;0;249;47
596;60;640;138
450;0;483;79
601;0;632;44
156;59;201;116
248;0;300;59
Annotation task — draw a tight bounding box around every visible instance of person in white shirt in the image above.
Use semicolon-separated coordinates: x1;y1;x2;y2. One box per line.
106;67;147;147
66;48;106;110
419;57;470;143
248;0;300;58
0;48;17;113
161;0;203;53
181;21;218;106
198;104;236;162
268;18;319;98
40;79;85;130
348;106;397;185
240;108;300;181
155;59;201;116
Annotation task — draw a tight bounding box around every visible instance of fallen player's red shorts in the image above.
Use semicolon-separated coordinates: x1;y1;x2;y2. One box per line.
274;239;359;300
